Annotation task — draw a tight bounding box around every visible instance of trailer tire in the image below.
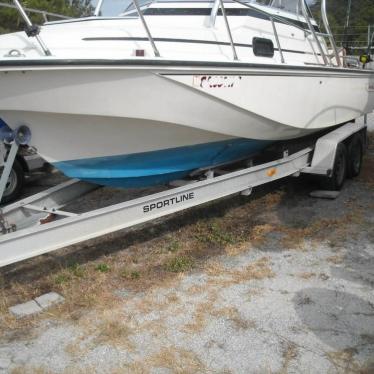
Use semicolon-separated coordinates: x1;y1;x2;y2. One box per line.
1;159;24;204
347;134;363;178
321;143;347;191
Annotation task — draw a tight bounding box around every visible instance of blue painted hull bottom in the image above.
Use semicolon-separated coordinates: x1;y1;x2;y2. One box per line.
54;138;272;188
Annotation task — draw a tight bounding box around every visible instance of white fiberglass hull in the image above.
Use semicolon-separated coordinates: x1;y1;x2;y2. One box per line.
0;63;373;187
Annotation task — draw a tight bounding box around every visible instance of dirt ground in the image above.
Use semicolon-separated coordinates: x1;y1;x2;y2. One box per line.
0;118;373;374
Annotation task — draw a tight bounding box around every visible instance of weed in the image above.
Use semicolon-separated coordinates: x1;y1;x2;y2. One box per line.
121;269;141;280
195;221;236;246
95;264;110;273
165;255;194;273
55;274;71;285
68;263;85;278
130;270;140;279
167;239;180;253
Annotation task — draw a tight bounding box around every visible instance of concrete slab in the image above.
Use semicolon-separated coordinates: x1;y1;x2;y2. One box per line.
34;292;64;310
9;300;42;318
309;190;341;199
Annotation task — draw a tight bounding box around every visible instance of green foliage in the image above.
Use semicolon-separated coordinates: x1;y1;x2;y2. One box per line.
165;255;194;273
166;239;180;253
95;263;110;273
194;221;237;246
68;262;85;277
0;0;93;34
121;268;141;279
55;273;71;284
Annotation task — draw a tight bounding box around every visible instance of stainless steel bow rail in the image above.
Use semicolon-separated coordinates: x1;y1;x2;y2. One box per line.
9;0;52;56
0;120;367;268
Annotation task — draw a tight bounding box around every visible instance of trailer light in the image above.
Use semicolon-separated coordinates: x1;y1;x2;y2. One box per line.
267;168;277;177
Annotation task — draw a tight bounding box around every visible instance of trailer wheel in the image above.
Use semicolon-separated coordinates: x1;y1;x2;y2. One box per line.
321;143;347;191
347;134;363;178
1;159;24;204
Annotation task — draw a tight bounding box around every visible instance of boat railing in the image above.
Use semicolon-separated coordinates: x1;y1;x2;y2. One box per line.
6;0;342;66
320;0;342;66
299;0;329;65
13;0;51;56
218;0;238;60
132;0;160;57
210;0;341;66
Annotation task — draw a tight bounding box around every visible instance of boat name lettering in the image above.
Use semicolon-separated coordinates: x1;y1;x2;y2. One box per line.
143;192;195;213
193;75;242;89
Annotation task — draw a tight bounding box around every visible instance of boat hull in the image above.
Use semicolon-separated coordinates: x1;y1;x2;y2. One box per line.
0;63;373;187
54;138;271;187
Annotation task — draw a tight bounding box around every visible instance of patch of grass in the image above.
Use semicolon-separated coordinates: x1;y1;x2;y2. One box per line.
280;342;298;374
326;347;360;373
149;347;206;373
194;221;237;246
94;316;134;350
121;269;141;280
184;301;213;333
278;211;364;250
54;274;71;285
233;257;274;282
130;270;140;279
95;263;110;273
68;263;85;278
64;339;88;359
165;255;194;273
212;306;256;330
204;261;226;276
167;239;180;253
205;257;274;288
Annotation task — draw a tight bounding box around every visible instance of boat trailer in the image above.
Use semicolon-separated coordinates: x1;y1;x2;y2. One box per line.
0;120;367;268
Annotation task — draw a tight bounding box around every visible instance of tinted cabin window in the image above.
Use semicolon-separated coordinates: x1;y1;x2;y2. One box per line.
253;38;274;58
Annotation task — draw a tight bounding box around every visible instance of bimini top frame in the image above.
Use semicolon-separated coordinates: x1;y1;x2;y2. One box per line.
6;0;341;63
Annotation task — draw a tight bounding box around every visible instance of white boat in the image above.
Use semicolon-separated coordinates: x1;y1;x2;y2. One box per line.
0;0;373;187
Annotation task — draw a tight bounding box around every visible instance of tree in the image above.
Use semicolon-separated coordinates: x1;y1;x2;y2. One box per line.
0;0;93;34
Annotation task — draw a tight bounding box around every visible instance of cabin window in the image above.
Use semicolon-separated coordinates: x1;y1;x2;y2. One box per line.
252;38;274;58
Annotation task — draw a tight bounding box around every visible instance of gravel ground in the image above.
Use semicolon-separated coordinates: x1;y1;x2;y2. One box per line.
0;114;373;374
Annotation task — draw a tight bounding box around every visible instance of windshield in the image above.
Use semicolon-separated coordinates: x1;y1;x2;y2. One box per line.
269;0;313;16
92;0;312;17
91;0;134;16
